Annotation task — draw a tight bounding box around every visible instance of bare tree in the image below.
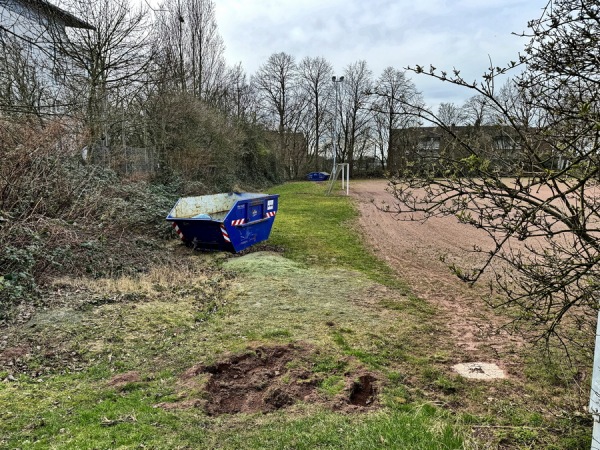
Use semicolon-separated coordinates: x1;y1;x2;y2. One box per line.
153;0;186;92
461;94;494;126
253;52;309;178
0;36;46;118
222;62;256;121
297;56;333;172
437;102;467;127
155;0;226;102
341;60;373;176
393;0;600;355
253;52;297;133
54;0;152;145
186;0;225;103
489;79;536;129
371;67;423;172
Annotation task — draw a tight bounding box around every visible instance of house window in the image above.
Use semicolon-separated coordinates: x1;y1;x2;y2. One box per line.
494;136;522;161
494;136;515;150
418;137;440;157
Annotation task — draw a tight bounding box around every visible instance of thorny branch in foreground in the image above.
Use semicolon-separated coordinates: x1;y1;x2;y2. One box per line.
385;0;600;358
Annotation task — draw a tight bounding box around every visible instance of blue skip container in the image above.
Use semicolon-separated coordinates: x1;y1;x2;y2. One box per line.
166;192;279;253
306;171;330;182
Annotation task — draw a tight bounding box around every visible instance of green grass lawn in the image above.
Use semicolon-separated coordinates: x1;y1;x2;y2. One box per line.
0;182;591;449
268;182;402;287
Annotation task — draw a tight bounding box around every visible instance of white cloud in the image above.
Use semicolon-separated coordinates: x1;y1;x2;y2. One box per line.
149;0;547;107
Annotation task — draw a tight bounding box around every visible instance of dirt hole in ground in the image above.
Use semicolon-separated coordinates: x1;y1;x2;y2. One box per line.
349;374;377;406
157;343;379;415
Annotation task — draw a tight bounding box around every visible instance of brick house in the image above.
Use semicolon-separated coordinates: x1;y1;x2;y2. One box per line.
389;125;564;176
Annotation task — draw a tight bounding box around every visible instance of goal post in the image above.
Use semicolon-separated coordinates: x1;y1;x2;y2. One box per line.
326;163;350;196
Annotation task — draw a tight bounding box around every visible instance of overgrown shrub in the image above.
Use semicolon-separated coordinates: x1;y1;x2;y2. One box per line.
145;93;281;191
0;119;179;319
0;98;283;319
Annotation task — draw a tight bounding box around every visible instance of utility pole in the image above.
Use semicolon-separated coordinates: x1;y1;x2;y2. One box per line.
327;75;346;196
331;75;344;174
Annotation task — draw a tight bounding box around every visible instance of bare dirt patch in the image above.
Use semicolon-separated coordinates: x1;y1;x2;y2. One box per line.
351;180;523;368
157;343;378;415
0;346;29;363
108;371;142;387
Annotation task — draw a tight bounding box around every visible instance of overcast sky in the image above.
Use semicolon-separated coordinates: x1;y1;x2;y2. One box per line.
211;0;546;110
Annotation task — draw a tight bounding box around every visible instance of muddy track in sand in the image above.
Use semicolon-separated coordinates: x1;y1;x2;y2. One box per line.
351;180;524;366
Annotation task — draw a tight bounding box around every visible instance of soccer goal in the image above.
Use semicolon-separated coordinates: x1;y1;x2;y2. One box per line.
326;163;350;196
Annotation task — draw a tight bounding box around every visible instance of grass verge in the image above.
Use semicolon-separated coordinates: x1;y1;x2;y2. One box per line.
268;182;404;288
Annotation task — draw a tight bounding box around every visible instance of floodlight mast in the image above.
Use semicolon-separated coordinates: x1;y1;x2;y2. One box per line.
331;75;344;175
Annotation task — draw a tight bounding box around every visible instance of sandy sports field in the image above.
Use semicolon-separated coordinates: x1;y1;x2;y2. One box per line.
351;179;524;370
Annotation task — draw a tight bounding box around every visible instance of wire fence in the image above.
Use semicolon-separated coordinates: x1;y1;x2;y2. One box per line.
88;146;158;176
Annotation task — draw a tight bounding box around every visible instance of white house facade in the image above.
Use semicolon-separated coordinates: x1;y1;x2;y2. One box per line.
0;0;92;114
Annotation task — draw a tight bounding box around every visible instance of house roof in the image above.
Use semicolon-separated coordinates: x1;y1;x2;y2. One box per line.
14;0;94;29
393;125;522;138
